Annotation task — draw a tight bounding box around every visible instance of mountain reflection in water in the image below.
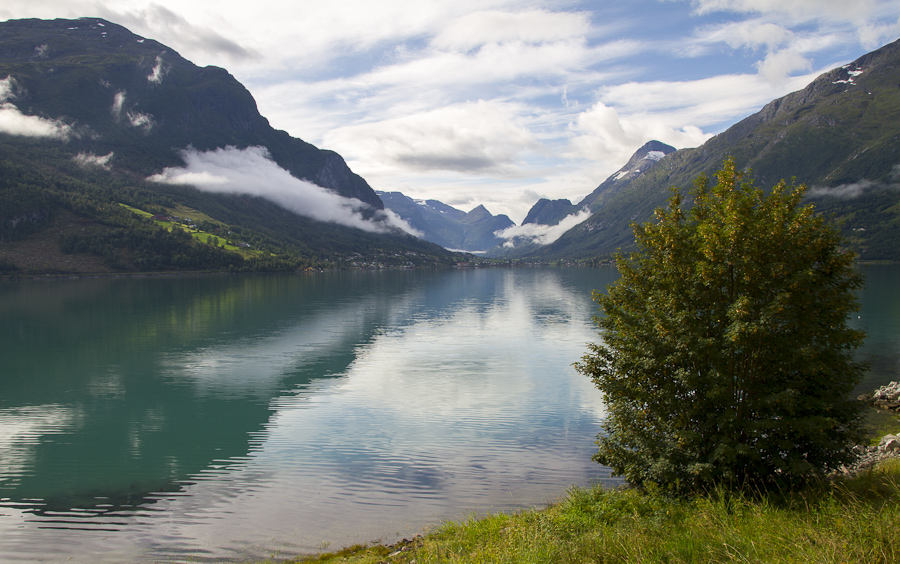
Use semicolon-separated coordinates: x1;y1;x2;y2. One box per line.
0;265;896;563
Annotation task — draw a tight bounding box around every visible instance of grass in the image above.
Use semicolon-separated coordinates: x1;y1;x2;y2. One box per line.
862;407;900;445
119;203;261;257
267;407;900;564
278;464;900;564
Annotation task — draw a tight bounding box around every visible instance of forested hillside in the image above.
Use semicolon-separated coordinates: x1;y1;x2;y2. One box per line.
0;18;456;275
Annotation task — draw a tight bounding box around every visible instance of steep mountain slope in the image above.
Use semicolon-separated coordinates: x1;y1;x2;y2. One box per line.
0;18;456;273
578;140;676;212
377;191;513;251
540;39;900;260
0;17;380;207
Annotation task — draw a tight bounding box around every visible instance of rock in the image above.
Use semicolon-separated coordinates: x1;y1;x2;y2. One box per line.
872;381;900;401
879;435;900;452
862;381;900;410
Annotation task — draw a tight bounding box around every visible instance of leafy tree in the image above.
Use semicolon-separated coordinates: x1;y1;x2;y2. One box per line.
576;158;866;494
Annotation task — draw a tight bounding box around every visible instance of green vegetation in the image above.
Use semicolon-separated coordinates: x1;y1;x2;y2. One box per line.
0;18;457;276
576;158;866;493
278;457;900;564
536;40;900;262
0;138;454;275
119;203;259;256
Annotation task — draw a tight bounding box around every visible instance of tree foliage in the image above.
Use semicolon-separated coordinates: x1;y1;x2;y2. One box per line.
576;158;867;493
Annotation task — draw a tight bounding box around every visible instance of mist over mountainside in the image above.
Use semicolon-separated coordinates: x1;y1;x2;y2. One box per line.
507;39;900;261
0;17;456;274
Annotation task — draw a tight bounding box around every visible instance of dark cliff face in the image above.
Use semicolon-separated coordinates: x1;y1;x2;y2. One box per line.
0;17;383;209
522;198;580;226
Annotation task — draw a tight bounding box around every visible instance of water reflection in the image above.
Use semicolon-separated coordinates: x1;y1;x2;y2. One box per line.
0;268;620;562
1;265;895;563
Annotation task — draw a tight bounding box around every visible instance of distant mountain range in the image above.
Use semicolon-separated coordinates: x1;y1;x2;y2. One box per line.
376;191;513;251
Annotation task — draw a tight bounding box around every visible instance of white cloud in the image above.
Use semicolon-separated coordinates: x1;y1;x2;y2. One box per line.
689;0;880;19
155;170;228;186
0;77;73;139
147;145;420;235
687;0;900;49
697;20;794;51
73;151;114;169
431;9;591;50
0;76;14;102
567;99;712;167
807;166;900;198
324;100;540;176
98;4;259;63
857;16;900;49
127;110;154;131
111;90;154;130
565;63;826;168
755;48;812;82
111;90;126;119
495;209;592;247
147;55;167;84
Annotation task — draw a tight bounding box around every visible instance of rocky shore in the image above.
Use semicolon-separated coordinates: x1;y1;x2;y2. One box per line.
859;380;900;412
847;381;900;474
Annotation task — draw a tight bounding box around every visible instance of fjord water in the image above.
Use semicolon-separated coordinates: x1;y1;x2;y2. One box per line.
0;265;897;563
0;267;618;563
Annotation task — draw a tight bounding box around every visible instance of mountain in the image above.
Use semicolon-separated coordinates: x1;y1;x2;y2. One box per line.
577;140;676;212
512;142;676;234
0;17;380;207
536;39;900;261
521;198;581;226
0;18;456;274
378;191;514;251
485;141;675;259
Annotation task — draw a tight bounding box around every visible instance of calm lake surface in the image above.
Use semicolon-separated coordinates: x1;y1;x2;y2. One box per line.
0;265;897;563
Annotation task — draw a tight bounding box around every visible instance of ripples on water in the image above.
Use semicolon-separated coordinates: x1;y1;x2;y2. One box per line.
0;265;896;563
0;268;620;562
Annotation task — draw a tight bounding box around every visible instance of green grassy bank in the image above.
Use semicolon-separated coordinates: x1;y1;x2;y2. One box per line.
267;410;900;564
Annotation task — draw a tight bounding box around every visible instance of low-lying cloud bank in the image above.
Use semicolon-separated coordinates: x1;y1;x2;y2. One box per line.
0;76;74;139
148;145;420;235
495;209;591;247
807;165;900;198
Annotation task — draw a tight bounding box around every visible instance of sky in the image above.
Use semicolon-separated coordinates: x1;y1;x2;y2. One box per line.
2;1;900;225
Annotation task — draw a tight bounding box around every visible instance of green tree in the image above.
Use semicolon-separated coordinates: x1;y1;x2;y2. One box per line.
576;158;866;493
